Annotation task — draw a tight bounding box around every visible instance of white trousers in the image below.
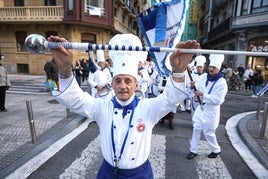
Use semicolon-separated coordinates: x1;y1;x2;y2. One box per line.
189;121;221;154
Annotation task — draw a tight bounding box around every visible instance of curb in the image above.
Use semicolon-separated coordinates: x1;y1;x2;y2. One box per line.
225;112;268;178
237;115;268;170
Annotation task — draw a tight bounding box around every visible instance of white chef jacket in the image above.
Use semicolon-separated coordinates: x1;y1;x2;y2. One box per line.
192;73;228;129
87;68;113;99
190;72;207;112
53;75;187;169
136;68;151;99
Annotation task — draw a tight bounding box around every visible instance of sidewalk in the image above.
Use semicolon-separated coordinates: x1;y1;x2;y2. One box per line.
0;75;267;178
226;90;268;178
226;111;268;178
0;75;86;178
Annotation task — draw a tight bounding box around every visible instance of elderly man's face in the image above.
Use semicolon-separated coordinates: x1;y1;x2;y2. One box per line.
209;66;220;75
112;74;138;101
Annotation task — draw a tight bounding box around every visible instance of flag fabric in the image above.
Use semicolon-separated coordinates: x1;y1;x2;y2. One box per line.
86;6;105;17
137;0;188;76
257;83;268;96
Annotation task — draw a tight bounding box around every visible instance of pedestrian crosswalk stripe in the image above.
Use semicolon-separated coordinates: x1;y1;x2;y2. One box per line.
59;134;166;179
196;141;232;178
59;136;101;178
59;137;232;178
150;134;166;179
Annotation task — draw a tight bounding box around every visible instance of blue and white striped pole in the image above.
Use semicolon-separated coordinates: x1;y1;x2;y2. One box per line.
25;34;268;56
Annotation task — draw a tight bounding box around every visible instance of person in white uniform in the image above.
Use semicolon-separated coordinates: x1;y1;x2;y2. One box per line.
178;60;195;113
187;54;228;160
48;34;200;178
190;55;207;114
136;60;151;99
88;50;113;99
152;73;176;130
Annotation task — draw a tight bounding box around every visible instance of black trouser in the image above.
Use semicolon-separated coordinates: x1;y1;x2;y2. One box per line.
244;80;252;91
0;86;7;110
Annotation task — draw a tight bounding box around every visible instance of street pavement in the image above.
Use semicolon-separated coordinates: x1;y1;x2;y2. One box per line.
0;74;267;178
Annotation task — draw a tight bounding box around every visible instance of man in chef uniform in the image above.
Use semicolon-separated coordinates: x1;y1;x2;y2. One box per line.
187;54;228;160
136;60;151;99
87;50;113;99
48;34;200;178
190;55;207;113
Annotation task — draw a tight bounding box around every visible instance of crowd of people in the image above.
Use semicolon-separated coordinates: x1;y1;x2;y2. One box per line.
221;63;265;97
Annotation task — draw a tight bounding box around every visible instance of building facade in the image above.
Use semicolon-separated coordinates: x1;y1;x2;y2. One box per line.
0;0;145;75
197;0;268;79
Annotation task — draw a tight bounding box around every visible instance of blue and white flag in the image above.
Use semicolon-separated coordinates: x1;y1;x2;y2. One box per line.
137;0;188;76
85;5;105;17
257;83;268;96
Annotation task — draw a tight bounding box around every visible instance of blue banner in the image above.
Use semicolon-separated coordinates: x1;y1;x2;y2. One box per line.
137;0;188;76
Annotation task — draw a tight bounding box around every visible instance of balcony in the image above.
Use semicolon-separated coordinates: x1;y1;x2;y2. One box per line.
208;17;231;40
114;17;135;34
0;6;63;23
232;12;268;30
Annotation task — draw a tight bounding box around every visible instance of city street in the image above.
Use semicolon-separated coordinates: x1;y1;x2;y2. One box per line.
1;1;268;178
1;74;267;178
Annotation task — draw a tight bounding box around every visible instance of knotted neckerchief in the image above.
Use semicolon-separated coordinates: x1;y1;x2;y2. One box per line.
112;96;139;118
194;72;204;76
206;72;224;94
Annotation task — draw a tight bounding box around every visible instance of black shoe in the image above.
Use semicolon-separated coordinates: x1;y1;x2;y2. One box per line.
0;108;7;112
187;152;197;159
168;123;174;130
159;118;165;124
207;152;221;158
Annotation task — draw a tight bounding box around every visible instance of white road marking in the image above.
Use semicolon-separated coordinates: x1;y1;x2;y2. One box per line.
5;117;92;179
59;134;166;179
150;134;166;179
59;136;101;178
5;120;235;179
196;141;232;179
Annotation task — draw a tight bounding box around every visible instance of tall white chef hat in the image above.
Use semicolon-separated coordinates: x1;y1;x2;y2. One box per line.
195;55;206;67
109;34;148;79
96;50;105;63
209;54;224;70
187;60;195;70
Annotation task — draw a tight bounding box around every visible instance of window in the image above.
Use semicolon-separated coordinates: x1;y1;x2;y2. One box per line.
81;33;96;52
85;0;104;8
17;64;29;74
66;0;74;11
253;1;261;8
45;31;58;53
263;0;268;6
16;31;27;52
85;0;105;16
252;0;268;13
241;0;248;15
45;0;56;6
45;31;58;39
14;0;24;6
